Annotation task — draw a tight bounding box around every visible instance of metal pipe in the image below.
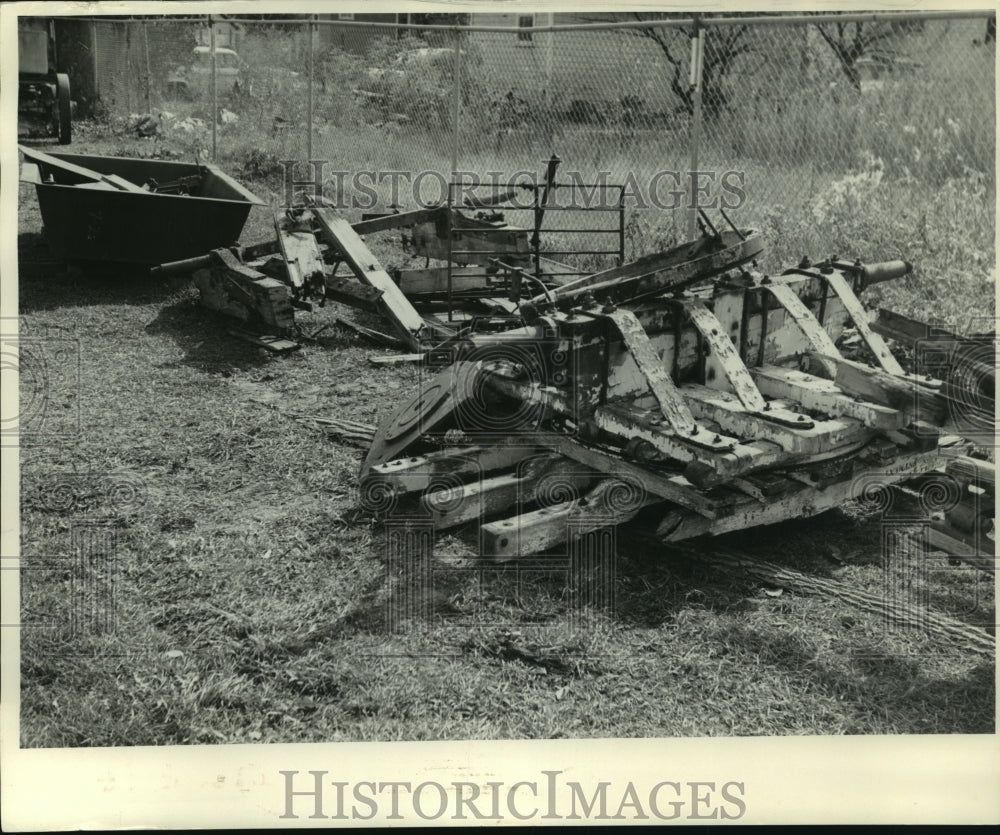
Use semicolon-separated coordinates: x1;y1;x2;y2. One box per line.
451;30;462;179
171;9;991;33
307;15;314;164
686;25;704;241
209;15;217;161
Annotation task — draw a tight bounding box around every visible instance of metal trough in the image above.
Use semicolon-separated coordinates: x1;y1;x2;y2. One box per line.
19;147;264;267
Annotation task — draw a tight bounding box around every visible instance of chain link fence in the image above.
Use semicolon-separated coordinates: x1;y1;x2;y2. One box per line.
32;11;995;285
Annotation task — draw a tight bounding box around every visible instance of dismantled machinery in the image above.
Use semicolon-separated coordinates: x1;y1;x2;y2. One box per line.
358;232;994;562
146;155;993;565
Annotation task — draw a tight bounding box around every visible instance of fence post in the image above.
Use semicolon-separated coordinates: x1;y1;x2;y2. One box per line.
451;27;462;179
209;15;217;161
142;20;152;114
307;15;315;164
686;22;704;241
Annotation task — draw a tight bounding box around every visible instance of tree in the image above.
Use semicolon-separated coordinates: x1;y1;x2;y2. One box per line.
582;12;762;121
811;15;925;90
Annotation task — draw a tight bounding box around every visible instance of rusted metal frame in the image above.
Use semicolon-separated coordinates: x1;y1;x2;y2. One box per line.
600;308;698;436
542;231;763;306
823;271;905;375
762;282;841;377
682;299;767;411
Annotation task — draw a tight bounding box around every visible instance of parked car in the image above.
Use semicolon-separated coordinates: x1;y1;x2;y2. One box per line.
166;46;248;100
18;18;72;144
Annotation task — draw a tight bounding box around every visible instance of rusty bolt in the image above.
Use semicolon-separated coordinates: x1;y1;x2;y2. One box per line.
797;414;806;422
690;426;699;436
763;402;771;411
713;434;721;444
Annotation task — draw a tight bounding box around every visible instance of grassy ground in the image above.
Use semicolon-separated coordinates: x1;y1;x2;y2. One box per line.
16;125;995;746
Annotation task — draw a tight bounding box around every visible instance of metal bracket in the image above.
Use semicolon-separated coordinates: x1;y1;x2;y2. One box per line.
822;271;905;375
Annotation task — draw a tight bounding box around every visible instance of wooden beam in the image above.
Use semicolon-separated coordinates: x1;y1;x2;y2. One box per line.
681;383;864;455
656;445;942;542
751;365;906;430
807;352;945;422
365;443;543;496
535;435;721;518
276;211;326;293
481;478;659;561
312;208;425;350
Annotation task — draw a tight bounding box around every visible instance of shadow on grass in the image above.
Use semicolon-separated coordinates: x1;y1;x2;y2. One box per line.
715;622;996;734
144;298;274;374
17;240;195;312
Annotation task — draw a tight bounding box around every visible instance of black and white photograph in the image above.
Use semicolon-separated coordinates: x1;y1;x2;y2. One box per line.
2;0;998;828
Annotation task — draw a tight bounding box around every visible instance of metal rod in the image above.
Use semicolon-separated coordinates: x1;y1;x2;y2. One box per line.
142;21;152;114
618;187;626;266
686;24;703;242
209;15;217;161
451;30;461;183
719;207;745;240
307;16;314;164
446;182;454;322
182;9;990;32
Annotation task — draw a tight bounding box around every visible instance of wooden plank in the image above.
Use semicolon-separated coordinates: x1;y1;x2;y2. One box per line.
808;352;945;422
100;173;147;193
545;231;763;305
276;216;326;293
368;353;425;366
751;365;906;430
535;435;721;518
657;446;943;542
366;443;544;495
396;266;508;297
226;329;300;354
482;478;659;561
193;255;296;333
19;144;104;184
425;455;597;530
409;212;530;264
681;383;864;455
602;308;698;435
313;208;424;350
824;272;905;374
351;208;440;235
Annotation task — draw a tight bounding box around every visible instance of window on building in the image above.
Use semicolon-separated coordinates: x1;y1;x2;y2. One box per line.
518;15;534;42
338;13;354;20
